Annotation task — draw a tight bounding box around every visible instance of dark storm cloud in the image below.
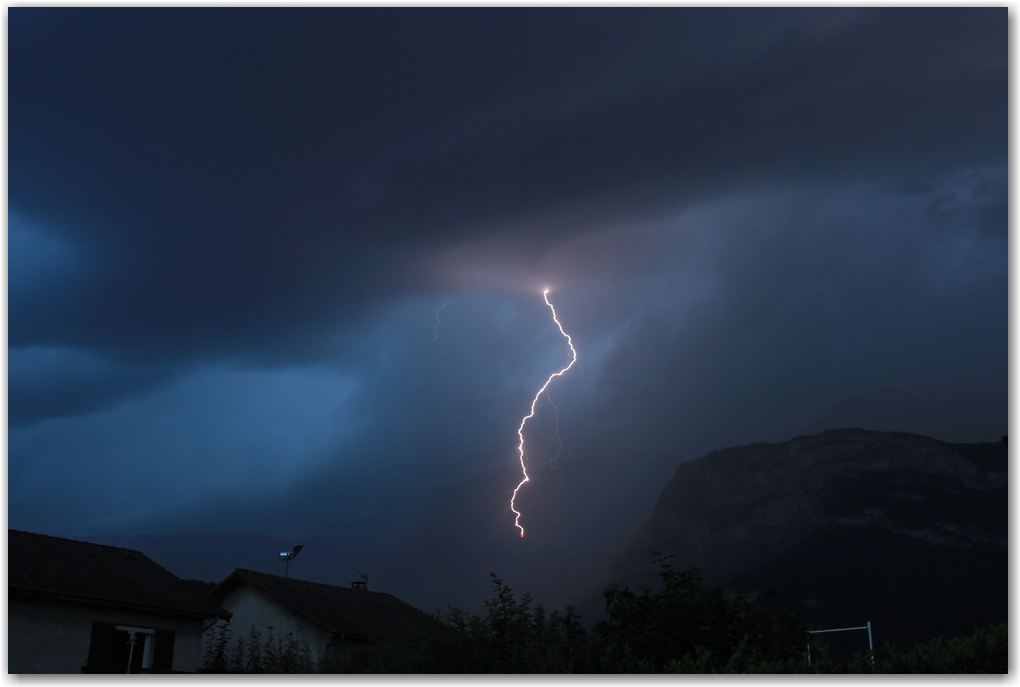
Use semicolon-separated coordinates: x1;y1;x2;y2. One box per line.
10;9;1003;372
8;7;1006;561
8;346;169;427
585;174;1007;457
9;362;360;535
54;165;1002;541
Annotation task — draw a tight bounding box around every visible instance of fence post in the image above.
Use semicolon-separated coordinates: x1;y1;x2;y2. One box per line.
867;621;874;666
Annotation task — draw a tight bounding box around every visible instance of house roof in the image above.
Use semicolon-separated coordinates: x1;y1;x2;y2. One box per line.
210;568;427;641
8;529;229;620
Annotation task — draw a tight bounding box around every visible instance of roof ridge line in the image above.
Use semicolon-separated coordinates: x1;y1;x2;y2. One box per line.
234;568;394;596
9;529;145;556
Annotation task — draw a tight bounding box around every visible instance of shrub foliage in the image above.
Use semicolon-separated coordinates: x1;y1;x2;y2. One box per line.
202;553;1006;674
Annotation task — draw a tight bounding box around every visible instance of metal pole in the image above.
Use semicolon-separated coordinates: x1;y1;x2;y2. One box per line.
808;623;873;665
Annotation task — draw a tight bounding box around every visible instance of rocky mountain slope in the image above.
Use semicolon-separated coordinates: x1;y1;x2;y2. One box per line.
600;428;1006;654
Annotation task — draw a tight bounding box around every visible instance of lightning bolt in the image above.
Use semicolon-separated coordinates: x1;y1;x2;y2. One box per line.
425;300;450;345
509;288;578;538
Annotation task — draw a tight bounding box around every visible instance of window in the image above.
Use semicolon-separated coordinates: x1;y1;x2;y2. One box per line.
84;622;175;673
116;626;154;671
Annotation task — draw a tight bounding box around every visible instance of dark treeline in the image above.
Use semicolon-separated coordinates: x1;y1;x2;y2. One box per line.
203;555;1006;674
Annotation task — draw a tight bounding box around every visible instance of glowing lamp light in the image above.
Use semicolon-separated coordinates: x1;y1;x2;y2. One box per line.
279;545;304;578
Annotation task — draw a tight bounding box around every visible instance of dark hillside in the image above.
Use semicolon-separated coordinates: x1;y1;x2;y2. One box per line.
600;428;1006;657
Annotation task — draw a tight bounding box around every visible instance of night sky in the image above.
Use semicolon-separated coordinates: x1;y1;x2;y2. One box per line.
8;8;1007;604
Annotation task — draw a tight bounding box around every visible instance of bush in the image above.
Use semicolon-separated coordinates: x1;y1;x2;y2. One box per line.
594;553;808;672
202;556;1006;674
201;622;313;673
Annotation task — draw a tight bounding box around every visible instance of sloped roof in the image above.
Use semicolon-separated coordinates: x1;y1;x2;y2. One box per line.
9;529;229;619
210;568;427;640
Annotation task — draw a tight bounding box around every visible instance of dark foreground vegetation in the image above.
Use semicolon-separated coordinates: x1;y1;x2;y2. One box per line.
204;555;1007;674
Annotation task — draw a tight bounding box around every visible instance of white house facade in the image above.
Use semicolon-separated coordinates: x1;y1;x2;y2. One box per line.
8;529;230;674
205;568;426;669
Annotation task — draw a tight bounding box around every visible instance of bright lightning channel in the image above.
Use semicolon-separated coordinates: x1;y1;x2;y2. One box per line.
510;288;578;538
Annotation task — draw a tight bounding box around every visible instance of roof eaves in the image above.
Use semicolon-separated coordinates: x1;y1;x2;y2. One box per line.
10;586;232;620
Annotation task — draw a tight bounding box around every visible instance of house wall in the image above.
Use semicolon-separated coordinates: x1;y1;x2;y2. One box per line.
205;584;332;667
8;596;207;674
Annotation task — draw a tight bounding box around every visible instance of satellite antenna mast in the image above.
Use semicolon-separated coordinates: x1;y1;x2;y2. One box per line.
279;545;304;578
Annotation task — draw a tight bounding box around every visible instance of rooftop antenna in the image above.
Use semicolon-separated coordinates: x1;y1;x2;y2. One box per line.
279;545;304;578
352;568;368;590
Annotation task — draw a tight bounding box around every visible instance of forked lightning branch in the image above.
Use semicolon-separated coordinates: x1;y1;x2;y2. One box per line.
510;288;578;538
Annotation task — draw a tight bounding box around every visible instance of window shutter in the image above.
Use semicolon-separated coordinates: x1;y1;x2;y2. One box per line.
153;629;176;672
85;622;117;669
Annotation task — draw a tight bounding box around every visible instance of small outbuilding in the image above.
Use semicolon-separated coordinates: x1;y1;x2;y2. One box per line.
8;529;230;673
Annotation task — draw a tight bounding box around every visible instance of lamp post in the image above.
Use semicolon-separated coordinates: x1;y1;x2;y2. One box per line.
279;545;304;578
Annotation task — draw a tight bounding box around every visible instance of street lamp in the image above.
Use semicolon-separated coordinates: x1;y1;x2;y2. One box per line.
279;545;304;578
